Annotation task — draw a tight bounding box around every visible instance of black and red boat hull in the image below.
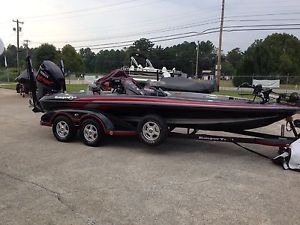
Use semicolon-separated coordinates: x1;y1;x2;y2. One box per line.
39;93;298;132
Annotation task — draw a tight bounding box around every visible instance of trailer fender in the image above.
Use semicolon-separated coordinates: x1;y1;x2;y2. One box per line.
80;111;114;131
40;110;114;132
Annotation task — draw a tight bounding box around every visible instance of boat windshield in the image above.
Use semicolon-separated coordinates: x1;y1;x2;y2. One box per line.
121;79;167;96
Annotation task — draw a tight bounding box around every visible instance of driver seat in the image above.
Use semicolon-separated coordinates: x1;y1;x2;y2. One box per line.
122;79;145;95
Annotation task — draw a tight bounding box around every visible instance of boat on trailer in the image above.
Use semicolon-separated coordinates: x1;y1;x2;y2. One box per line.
26;58;300;153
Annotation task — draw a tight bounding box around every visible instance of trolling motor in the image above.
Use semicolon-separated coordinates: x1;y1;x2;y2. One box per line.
238;82;273;103
27;56;66;113
239;82;300;105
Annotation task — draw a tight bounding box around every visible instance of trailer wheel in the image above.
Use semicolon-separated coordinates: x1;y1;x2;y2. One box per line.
52;116;76;142
137;115;168;146
80;119;104;147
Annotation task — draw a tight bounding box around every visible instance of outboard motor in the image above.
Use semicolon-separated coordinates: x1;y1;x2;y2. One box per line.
36;60;66;100
27;57;65;112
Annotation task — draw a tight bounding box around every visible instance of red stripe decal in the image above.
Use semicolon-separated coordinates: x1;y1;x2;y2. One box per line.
73;97;298;109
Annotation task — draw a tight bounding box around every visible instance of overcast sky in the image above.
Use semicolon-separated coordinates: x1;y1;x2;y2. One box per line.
0;0;299;53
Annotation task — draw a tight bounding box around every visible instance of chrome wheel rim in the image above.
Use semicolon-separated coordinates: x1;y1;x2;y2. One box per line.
56;121;69;138
142;121;160;141
83;124;98;143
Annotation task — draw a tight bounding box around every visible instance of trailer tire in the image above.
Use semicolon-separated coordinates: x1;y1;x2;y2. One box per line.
52;116;76;142
137;115;168;146
80;119;104;147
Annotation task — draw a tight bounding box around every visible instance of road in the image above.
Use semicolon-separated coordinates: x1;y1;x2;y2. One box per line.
0;88;300;225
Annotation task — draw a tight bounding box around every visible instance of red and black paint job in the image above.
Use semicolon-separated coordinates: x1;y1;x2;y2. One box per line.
27;57;300;147
38;91;299;132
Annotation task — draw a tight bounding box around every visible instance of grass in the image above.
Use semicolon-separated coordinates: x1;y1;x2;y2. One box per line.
66;84;88;92
213;90;252;98
0;83;88;93
280;83;300;90
0;68;18;82
0;82;250;97
220;80;234;87
0;83;16;90
220;79;300;90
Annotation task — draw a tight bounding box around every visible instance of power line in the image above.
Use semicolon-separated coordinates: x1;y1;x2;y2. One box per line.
223;23;300;29
67;20;221;46
25;9;300;36
225;11;300;19
226;18;300;23
79;26;300;51
27;9;300;42
224;27;300;33
49;17;300;39
70;23;300;48
17;6;300;49
20;1;300;23
14;2;299;34
17;9;300;47
23;0;141;20
228;1;300;10
74;31;198;49
33;20;300;46
24;0;160;23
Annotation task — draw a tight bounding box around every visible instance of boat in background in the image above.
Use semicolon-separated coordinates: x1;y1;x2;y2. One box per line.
15;69;36;96
122;56;187;82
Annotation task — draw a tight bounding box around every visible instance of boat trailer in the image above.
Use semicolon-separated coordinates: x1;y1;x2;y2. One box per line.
170;118;300;153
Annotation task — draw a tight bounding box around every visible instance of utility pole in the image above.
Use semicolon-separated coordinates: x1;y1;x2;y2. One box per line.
13;19;24;75
195;41;199;77
216;0;225;91
24;39;30;56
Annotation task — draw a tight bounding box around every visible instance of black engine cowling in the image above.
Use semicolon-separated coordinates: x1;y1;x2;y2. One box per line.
36;60;66;100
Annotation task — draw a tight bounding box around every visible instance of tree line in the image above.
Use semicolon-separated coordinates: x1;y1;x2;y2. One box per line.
0;33;299;86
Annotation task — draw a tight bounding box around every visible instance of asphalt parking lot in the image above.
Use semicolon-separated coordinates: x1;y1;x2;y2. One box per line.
0;88;300;225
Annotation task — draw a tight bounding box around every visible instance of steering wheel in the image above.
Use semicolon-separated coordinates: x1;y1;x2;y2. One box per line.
148;86;167;96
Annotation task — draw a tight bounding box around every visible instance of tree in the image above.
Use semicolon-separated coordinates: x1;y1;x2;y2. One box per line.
95;49;126;73
32;43;58;68
132;38;154;53
61;44;83;73
79;48;96;73
226;48;243;70
160;41;197;75
221;61;235;77
234;33;300;86
279;54;296;75
197;41;217;74
126;38;155;63
220;48;243;78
